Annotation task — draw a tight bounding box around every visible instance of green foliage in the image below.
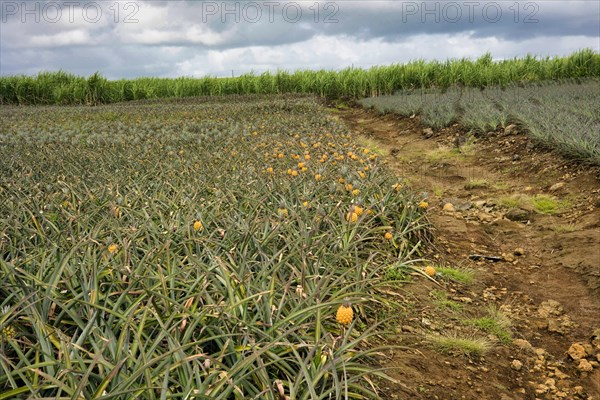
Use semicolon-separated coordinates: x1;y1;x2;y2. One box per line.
0;95;430;398
1;50;598;105
462;306;512;344
436;266;476;285
430;290;463;311
362;79;600;165
531;195;570;215
426;333;492;357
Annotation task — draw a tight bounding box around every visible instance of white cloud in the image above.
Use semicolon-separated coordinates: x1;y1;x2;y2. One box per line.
0;0;598;77
27;29;94;47
170;33;599;78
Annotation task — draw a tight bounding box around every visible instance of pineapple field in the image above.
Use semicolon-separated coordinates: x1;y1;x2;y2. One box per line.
1;51;599;399
0;95;433;398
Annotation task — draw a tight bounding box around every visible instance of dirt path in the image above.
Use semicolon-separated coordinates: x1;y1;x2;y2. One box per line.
335;106;600;399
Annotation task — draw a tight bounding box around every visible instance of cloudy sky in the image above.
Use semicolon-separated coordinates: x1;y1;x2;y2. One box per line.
1;0;598;78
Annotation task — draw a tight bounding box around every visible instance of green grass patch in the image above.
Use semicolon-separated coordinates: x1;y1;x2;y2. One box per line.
430;290;463;311
492;181;511;190
426;146;464;163
437;266;476;285
551;222;581;233
498;193;570;214
464;179;489;190
463;306;512;344
427;332;492;357
498;194;529;209
531;194;570;214
356;136;389;156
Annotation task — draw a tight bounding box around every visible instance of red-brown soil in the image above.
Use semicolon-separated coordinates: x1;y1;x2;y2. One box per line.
335;105;600;400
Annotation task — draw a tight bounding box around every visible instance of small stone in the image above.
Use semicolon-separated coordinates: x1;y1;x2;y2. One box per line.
442;203;455;212
514;247;525;256
597;353;600;362
473;200;487;208
577;358;593;372
423;128;434;138
573;386;584;395
549;182;565;191
534;348;546;357
401;325;416;333
535;384;549;394
503;253;515;263
442;197;472;211
547;318;568;335
512;154;521;161
538;300;564;318
511;359;523;371
568;343;587;360
505;208;529;222
553;367;569;380
544;378;556;388
504;124;518;135
513;339;535;353
582;343;594;356
477;212;494;222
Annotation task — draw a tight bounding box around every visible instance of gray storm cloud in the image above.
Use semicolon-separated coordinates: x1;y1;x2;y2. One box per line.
1;1;598;77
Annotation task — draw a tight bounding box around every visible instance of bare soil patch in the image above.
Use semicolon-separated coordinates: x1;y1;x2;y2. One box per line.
334;105;600;399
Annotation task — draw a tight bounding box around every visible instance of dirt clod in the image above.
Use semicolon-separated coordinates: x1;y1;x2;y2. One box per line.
511;359;523;371
577;359;594;372
568;343;586;360
538;300;564;318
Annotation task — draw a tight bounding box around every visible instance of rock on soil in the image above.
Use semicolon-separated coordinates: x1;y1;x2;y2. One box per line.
538;300;564;318
513;339;535;353
577;359;594;372
442;203;455;212
511;359;523;371
504;124;518;135
505;208;529;222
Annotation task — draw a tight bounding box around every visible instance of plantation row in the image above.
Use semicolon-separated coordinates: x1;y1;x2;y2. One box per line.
0;96;429;398
1;49;598;105
359;79;600;165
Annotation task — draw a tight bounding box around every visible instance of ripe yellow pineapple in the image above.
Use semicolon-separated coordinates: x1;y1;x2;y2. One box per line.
346;212;358;223
336;303;353;326
351;205;364;216
424;265;437;277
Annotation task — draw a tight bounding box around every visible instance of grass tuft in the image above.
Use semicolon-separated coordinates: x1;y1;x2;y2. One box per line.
463;305;512;344
531;194;569;214
464;179;489;190
436;266;476;285
426;332;493;357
